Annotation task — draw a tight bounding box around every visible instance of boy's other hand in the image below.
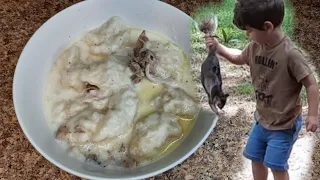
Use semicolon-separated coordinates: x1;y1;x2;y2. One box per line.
306;116;318;132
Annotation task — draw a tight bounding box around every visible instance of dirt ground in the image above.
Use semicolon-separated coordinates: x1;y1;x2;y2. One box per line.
1;0;319;180
151;0;320;180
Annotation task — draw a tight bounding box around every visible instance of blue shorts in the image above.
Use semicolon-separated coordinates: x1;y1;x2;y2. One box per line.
243;114;302;171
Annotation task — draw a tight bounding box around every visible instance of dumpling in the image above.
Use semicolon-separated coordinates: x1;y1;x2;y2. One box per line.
68;132;137;168
129;112;182;162
91;88;139;142
86;16;128;46
151;86;199;117
81;56;133;92
55;45;80;71
85;16;130;56
146;41;186;84
55;109;105;145
55;87;138;145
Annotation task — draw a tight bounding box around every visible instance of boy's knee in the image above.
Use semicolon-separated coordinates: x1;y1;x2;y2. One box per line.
271;168;286;173
252;161;264;166
252;161;267;170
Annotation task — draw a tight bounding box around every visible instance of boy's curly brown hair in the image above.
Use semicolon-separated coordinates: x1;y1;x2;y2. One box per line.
233;0;285;31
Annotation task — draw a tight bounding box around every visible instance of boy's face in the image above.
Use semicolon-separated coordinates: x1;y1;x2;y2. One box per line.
245;26;270;45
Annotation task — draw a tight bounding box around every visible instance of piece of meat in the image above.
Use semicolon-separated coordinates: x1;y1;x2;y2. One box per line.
55;125;86;141
86;154;98;162
56;125;69;140
84;82;99;93
198;16;229;114
129;30;180;87
128;30;157;84
128;62;144;83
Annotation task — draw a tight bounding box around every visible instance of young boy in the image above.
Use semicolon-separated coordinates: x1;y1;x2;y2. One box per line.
205;0;319;180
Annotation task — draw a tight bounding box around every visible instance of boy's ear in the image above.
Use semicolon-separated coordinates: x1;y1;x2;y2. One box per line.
263;21;274;33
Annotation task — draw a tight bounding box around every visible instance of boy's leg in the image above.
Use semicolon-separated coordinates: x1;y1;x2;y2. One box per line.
271;169;289;180
252;161;268;180
243;121;268;180
263;115;303;180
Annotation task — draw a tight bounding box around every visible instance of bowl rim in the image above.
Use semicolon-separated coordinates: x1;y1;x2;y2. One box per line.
12;0;214;179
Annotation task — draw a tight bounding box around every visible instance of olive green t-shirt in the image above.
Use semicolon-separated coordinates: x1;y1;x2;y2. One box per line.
242;35;313;130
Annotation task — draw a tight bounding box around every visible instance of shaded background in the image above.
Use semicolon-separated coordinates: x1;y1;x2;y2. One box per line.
1;0;319;179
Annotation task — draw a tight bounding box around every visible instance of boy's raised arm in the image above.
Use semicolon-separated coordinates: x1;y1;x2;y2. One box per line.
205;35;248;65
216;43;247;65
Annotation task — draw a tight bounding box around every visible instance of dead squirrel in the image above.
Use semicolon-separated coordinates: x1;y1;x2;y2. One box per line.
197;15;229;114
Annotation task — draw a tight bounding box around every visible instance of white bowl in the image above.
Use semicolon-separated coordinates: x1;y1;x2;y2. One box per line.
13;0;218;179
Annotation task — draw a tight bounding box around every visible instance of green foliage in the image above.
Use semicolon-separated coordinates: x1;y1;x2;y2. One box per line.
231;81;254;96
190;0;296;53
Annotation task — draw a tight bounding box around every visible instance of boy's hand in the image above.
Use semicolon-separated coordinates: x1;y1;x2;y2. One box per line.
305;116;318;132
204;34;219;49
